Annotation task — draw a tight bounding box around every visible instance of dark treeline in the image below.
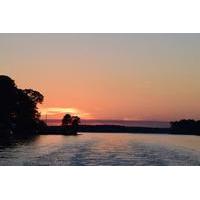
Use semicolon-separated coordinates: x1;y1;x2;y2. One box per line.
78;125;170;134
170;119;200;135
0;75;47;137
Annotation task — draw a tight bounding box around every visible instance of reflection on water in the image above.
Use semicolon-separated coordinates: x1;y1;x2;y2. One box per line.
0;133;199;166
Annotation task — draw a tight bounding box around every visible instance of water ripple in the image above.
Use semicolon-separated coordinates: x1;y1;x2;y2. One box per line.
0;133;199;166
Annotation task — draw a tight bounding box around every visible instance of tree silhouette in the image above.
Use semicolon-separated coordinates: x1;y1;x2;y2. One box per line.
71;116;80;127
62;114;80;134
170;119;200;135
0;76;18;132
0;75;45;136
62;114;72;127
14;89;44;133
23;89;44;104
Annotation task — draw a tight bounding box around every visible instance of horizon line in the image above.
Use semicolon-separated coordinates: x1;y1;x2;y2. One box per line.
41;118;171;123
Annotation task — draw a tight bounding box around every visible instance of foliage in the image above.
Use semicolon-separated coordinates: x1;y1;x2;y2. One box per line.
71;116;80;127
170;119;200;135
62;114;80;127
62;114;80;134
62;114;72;127
0;75;46;136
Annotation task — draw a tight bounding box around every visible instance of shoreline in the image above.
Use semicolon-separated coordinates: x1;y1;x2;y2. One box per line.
41;125;171;135
40;125;200;136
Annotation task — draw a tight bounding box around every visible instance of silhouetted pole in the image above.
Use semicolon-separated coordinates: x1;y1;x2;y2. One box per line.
45;113;48;125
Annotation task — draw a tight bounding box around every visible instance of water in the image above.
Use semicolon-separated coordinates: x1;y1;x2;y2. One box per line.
0;133;199;166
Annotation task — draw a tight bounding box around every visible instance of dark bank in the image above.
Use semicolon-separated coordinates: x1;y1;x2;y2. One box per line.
41;125;170;134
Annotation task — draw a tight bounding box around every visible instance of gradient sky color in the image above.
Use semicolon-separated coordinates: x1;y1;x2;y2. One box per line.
1;34;200;121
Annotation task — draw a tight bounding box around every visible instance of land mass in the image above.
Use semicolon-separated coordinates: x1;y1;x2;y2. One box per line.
40;124;200;136
41;125;170;135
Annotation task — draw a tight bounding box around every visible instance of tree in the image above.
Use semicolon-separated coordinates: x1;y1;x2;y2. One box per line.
0;76;18;131
71;116;80;127
62;114;72;127
170;119;200;135
62;114;80;134
0;75;45;136
14;89;44;133
23;89;44;104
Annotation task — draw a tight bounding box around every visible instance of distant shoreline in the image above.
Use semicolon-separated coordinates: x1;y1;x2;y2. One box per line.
40;125;200;136
41;125;171;135
44;119;170;128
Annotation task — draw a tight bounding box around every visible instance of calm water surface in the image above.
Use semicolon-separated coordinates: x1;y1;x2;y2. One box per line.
0;133;200;166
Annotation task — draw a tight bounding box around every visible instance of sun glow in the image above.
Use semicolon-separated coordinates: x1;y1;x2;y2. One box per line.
39;107;93;119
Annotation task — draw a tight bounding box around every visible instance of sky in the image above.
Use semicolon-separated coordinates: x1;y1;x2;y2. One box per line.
1;33;200;121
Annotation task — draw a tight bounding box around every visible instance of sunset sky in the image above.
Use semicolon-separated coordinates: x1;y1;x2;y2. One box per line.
1;34;200;121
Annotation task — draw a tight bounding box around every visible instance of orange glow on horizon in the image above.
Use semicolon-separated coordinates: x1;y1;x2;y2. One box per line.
39;106;94;120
